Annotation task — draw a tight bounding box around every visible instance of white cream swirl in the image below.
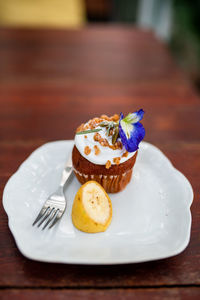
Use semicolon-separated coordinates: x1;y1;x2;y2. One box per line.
75;126;136;165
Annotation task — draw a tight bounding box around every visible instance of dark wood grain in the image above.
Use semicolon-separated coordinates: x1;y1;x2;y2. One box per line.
0;27;200;298
0;288;200;300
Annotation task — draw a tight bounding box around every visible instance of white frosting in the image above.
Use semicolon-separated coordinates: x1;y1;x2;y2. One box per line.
75;125;136;165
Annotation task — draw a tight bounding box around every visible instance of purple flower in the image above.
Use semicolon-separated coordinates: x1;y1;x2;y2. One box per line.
119;109;145;152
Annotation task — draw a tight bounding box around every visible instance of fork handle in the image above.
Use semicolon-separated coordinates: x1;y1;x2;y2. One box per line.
60;154;73;188
60;166;73;187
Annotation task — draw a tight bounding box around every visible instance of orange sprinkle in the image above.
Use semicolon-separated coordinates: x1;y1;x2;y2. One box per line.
84;146;91;155
76;123;85;133
100;114;110;121
94;132;101;141
108;140;122;150
113;157;121;165
122;151;128;158
105;160;111;169
84;135;87;139
99;138;109;147
88;117;103;129
111;114;119;122
94;145;100;155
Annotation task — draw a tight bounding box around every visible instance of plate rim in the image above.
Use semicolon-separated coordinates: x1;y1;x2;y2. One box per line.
2;140;194;265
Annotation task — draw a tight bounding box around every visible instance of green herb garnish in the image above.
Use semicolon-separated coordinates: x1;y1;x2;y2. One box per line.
76;128;102;135
76;120;120;144
99;121;119;144
112;126;119;144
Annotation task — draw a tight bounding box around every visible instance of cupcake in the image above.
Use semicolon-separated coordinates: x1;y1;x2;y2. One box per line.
72;109;145;193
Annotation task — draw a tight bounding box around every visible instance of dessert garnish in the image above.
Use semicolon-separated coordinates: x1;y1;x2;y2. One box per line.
71;181;112;233
94;145;100;155
75;109;145;152
119;109;145;152
113;157;121;165
84;146;91;155
76;128;102;135
105;160;111;169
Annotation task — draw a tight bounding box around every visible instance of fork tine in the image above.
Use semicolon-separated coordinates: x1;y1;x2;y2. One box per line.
32;206;48;226
48;210;61;229
37;207;51;227
42;209;57;230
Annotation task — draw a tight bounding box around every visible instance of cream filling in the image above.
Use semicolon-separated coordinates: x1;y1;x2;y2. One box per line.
75;126;136;165
73;167;127;177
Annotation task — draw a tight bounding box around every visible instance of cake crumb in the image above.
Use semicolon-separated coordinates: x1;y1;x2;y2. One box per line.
109;140;123;150
111;114;119;122
105;160;111;169
101;114;119;122
84;146;91;155
94;145;100;155
100;138;109;147
100;114;110;121
94;132;101;141
88;117;103;129
76;123;85;133
84;124;89;130
122;151;128;158
108;129;113;136
113;157;121;165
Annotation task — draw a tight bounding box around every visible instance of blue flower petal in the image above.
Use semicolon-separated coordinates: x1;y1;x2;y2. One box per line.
130;109;145;123
119;109;145;152
120;112;124;121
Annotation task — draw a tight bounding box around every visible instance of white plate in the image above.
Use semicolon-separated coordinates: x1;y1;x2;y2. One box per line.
3;141;193;264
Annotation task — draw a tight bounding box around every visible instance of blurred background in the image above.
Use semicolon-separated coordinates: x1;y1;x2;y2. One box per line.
0;0;200;91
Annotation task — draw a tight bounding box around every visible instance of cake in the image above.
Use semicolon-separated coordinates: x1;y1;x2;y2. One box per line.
72;110;145;193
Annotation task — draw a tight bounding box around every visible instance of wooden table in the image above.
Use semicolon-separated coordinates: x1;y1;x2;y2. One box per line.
0;27;199;299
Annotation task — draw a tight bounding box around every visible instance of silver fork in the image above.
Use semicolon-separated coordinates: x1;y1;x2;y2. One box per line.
32;155;73;230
